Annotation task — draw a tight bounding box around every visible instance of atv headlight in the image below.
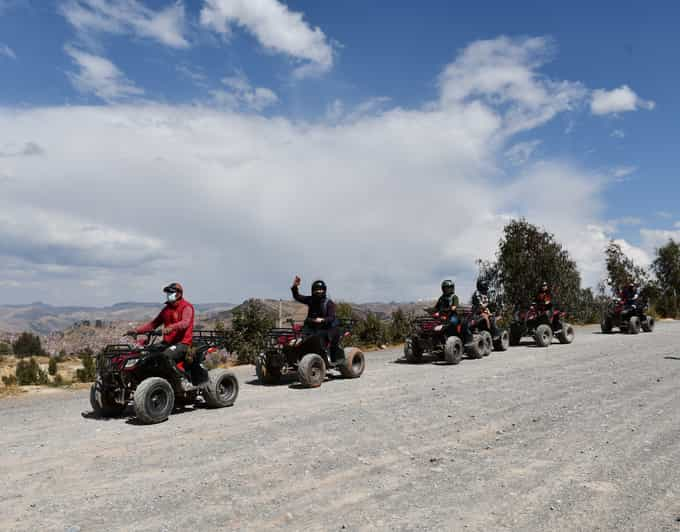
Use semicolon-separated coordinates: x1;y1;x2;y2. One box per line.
124;358;139;369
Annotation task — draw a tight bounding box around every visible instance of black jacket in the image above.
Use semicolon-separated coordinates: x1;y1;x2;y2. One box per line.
291;285;337;328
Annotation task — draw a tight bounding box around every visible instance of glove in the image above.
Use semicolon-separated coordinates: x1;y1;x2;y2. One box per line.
125;329;137;336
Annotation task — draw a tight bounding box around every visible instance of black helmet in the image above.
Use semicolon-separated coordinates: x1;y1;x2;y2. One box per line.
540;281;548;291
441;279;455;295
163;282;183;295
311;280;327;297
476;279;488;293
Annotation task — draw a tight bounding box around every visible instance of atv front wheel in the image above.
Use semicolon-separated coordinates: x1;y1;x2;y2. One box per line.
467;335;485;359
534;324;553;347
628;316;641;335
557;323;575;344
642;316;655;332
204;369;239;408
297;353;326;388
256;355;282;385
404;338;422;363
89;382;125;417
338;348;365;379
493;329;510;351
444;336;463;365
134;377;175;424
479;331;492;356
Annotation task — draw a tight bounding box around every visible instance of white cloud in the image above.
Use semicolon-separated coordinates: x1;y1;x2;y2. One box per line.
200;0;334;77
590;85;655;115
60;0;188;48
675;221;680;229
212;71;278;111
0;43;16;59
610;165;637;182
65;46;143;102
504;140;541;166
611;129;625;139
0;35;638;304
640;229;680;251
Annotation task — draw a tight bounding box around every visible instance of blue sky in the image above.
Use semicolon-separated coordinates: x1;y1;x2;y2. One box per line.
0;0;678;305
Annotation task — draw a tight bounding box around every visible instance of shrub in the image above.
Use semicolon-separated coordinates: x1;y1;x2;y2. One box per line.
16;358;49;385
76;355;96;383
48;357;58;376
2;374;17;386
230;299;276;364
0;342;12;356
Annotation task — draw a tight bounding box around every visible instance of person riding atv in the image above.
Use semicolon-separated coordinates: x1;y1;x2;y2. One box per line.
535;281;553;312
510;282;575;347
128;282;195;391
469;278;509;352
291;276;342;364
435;279;463;336
601;281;654;334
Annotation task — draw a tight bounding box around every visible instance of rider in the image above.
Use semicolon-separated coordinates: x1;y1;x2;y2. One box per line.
471;278;500;339
435;280;465;338
129;282;195;390
620;282;639;307
535;281;553;311
291;276;342;364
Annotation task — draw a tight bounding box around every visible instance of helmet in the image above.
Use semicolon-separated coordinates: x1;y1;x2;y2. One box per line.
441;279;455;295
163;282;183;303
540;281;549;291
476;279;489;293
311;280;327;298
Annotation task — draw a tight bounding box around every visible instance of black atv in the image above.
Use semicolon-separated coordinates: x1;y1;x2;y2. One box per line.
601;296;655;334
403;307;487;365
510;304;575;347
256;319;365;388
90;330;239;424
465;310;510;353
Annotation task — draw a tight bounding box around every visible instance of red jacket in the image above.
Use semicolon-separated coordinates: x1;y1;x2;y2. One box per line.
136;299;195;345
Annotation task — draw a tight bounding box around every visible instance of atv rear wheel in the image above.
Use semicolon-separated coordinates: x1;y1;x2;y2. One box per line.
297;353;326;388
89;382;125;417
628;316;641;334
466;335;485;359
534;324;553;347
255;355;282;385
204;369;239;408
557;323;575;344
601;317;613;334
404;338;422;363
134;377;174;424
642;316;655;332
338;348;365;378
444;336;463;365
493;329;510;351
480;331;492;356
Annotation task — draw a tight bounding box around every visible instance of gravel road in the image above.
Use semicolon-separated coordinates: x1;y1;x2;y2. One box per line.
2;323;680;531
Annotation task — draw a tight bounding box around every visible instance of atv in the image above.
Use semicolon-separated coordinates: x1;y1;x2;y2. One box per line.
510;304;575;347
256;319;365;388
89;330;239;424
403;307;487;365
601;296;655;334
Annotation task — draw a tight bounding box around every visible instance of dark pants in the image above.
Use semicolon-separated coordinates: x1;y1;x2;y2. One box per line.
303;326;341;361
162;343;189;374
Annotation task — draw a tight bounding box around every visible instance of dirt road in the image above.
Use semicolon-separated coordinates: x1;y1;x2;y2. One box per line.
2;323;680;531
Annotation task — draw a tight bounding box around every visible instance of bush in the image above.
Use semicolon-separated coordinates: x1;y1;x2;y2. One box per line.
388;308;413;343
48;357;58;376
0;342;12;356
16;358;49;385
51;373;65;386
12;332;46;358
2;374;17;386
229;299;276;364
652;239;680;318
354;312;389;347
76;355;96;383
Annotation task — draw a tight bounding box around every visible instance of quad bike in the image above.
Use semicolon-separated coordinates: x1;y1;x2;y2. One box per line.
403;307;487;365
465;310;510;353
89;330;239;424
601;296;655;334
510;304;575;347
256;319;365;388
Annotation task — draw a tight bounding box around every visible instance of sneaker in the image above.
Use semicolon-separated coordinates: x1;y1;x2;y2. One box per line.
179;378;195;392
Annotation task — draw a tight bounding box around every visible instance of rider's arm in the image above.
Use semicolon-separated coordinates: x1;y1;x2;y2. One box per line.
450;294;459;311
164;305;194;333
291;285;311;305
323;300;337;326
135;310;164;334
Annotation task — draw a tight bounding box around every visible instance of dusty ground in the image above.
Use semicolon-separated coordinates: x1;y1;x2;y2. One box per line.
2;323;680;531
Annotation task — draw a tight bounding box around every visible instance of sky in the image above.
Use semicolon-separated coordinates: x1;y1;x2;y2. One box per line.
0;0;679;306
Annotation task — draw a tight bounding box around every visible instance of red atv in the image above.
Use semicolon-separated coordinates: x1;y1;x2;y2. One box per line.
256;319;365;388
403;308;487;365
510;304;575;347
601;296;655;334
90;330;238;424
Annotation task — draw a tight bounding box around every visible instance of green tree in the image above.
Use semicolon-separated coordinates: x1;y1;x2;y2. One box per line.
230;299;276;364
388;308;412;343
652;239;680;318
605;240;650;294
354;312;388;346
0;342;12;356
12;332;46;358
76;354;96;383
48;357;58;376
490;219;582;314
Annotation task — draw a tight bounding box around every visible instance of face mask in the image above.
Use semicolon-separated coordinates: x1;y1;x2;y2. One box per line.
166;292;178;303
